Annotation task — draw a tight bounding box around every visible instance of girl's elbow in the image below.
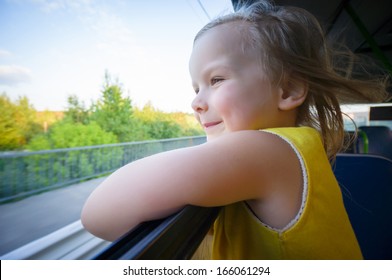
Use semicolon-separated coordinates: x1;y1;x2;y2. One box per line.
81;201;140;241
81;203;115;241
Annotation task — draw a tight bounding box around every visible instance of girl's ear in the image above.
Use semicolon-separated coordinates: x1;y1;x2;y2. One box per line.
278;78;308;111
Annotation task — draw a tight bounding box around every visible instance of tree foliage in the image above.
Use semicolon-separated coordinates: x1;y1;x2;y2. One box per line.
134;102;182;139
1;72;204;151
64;95;89;124
0;93;41;150
27;120;118;150
90;72;145;142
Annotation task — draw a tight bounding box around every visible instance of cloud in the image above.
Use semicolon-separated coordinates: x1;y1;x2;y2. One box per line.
0;49;12;58
27;0;66;13
21;0;92;14
0;65;32;86
26;0;137;52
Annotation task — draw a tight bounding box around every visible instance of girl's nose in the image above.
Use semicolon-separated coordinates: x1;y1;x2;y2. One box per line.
191;93;208;113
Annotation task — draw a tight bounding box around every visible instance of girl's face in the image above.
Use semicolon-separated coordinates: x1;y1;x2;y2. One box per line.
189;22;284;141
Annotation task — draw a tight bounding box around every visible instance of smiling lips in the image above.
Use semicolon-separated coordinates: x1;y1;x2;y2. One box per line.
203;121;222;128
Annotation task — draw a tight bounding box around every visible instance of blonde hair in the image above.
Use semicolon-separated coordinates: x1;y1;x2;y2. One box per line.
194;1;389;159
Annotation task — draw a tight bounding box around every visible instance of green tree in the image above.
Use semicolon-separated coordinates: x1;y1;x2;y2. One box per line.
0;93;21;150
27;120;118;150
0;93;41;150
90;72;144;142
64;95;89;124
167;112;204;136
15;96;41;141
25;134;51;150
49;121;118;148
134;102;183;139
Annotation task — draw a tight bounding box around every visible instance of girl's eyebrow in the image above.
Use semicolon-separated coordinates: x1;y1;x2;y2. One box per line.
199;61;233;77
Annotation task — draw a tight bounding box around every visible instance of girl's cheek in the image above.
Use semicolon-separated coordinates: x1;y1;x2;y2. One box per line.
214;87;238;116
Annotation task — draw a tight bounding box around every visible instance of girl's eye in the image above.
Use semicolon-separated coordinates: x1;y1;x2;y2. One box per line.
211;77;223;85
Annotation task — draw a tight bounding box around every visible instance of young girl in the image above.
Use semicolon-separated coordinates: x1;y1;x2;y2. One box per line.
81;1;388;259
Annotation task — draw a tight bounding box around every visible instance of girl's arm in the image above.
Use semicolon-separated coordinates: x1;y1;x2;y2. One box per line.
81;130;301;241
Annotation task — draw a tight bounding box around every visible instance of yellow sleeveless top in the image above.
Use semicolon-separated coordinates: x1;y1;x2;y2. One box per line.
212;127;362;259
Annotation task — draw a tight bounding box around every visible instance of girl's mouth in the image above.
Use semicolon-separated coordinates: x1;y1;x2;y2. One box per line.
203;121;222;128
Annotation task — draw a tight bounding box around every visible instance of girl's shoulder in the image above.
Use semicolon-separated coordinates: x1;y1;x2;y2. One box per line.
206;129;306;229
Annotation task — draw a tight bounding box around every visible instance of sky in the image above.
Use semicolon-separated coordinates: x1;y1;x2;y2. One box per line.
0;0;233;113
